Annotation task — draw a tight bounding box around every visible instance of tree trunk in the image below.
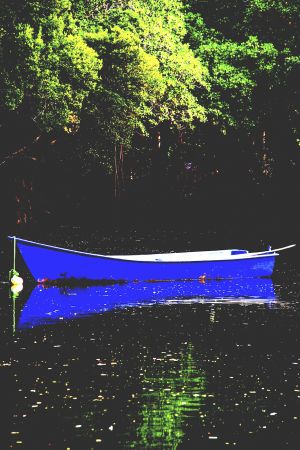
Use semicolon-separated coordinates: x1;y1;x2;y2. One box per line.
114;143;124;199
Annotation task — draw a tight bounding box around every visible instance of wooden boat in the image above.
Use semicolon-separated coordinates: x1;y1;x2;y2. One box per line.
8;237;295;282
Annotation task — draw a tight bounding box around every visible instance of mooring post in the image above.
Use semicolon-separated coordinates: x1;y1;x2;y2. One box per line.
13;236;16;273
9;236;17;281
9;236;23;287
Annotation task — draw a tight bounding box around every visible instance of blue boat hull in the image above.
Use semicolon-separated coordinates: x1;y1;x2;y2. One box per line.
15;240;276;282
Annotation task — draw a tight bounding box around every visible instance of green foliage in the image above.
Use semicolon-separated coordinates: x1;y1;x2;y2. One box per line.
81;0;209;136
0;0;101;130
68;0;209;173
186;13;278;131
82;25;164;150
244;0;300;50
1;0;300;178
127;0;209;129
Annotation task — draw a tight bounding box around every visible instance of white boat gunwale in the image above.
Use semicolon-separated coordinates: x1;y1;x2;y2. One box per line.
8;237;295;264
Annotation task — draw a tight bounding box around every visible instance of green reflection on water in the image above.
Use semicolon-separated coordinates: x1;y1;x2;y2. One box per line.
129;342;206;449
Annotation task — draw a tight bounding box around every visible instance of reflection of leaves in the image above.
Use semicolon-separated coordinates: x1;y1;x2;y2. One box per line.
128;342;206;449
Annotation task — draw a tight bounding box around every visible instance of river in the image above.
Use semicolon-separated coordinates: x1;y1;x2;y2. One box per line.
0;229;299;449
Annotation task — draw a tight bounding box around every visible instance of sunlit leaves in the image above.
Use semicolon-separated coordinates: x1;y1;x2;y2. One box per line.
0;0;101;130
69;0;209;170
83;25;164;147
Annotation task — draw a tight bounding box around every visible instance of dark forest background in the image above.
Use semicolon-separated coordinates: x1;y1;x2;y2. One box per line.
0;0;299;251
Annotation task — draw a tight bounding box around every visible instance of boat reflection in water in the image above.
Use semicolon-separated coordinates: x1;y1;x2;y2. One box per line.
18;278;277;330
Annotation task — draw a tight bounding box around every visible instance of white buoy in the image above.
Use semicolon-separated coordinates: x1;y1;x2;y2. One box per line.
11;274;24;286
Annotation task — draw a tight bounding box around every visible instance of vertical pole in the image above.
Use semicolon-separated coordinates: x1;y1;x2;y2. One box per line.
13;236;16;272
9;236;18;281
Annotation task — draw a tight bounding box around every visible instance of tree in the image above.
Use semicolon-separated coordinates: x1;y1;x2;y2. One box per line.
80;25;165;195
73;0;208;135
71;0;209;196
185;1;300;184
0;0;101;134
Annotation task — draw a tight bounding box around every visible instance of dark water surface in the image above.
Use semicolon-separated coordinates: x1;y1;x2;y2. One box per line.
1;273;299;449
0;229;299;449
